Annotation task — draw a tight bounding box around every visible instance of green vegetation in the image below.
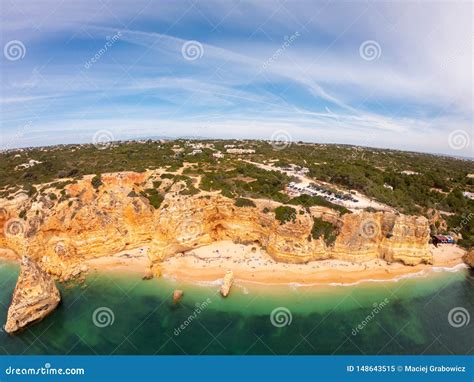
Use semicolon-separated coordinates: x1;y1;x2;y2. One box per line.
163;174;199;196
91;174;103;190
311;218;338;247
235;197;256;208
200;162;290;202
1;139;472;249
288;194;349;215
249;141;473;249
274;206;297;225
0;141;184;192
27;185;37;197
140;188;164;209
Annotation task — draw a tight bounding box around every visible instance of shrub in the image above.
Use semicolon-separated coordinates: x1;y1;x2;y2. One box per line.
235;198;256;208
27;185;37;197
289;194;350;215
311;218;338;247
91;174;103;190
141;188;164;209
274;206;296;224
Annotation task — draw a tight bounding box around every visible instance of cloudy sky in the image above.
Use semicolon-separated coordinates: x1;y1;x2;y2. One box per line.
1;0;472;157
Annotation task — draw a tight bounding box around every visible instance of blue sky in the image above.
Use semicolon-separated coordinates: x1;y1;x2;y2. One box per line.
0;0;472;157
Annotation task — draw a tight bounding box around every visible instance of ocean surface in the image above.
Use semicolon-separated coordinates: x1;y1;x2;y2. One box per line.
0;261;472;355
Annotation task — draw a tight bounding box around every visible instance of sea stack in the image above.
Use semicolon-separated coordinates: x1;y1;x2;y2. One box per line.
4;256;61;334
173;289;184;304
220;270;234;297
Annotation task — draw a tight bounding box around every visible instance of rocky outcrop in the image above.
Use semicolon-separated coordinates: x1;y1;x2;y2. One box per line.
4;256;61;334
463;250;474;268
142;268;153;280
173;289;184;304
220;271;233;297
0;171;433;281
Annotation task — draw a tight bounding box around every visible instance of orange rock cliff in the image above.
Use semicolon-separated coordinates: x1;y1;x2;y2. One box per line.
0;171;432;281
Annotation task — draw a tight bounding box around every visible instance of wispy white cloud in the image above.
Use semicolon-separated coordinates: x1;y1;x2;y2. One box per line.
1;1;472;157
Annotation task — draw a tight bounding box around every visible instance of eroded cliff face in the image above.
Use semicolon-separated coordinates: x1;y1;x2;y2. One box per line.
0;172;432;280
463;250;474;268
4;256;61;334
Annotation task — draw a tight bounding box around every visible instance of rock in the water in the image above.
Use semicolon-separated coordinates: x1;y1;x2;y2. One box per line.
173;289;184;304
142;268;153;280
4;256;61;334
463;250;474;269
220;270;233;297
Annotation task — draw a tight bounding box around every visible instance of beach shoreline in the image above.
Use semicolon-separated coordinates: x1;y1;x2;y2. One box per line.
80;241;467;287
0;242;467;288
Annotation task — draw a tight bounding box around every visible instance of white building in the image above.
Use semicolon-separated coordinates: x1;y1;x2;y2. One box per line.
463;191;474;200
15;159;42;170
226;148;255;154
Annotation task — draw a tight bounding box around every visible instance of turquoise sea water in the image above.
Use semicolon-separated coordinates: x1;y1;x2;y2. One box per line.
0;261;472;355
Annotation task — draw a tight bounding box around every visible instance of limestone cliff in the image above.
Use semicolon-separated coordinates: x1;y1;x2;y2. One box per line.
4;256;61;334
463;250;474;268
0;171;432;280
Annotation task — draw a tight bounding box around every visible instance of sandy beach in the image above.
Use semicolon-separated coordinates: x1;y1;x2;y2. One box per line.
82;240;467;286
85;247;150;274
